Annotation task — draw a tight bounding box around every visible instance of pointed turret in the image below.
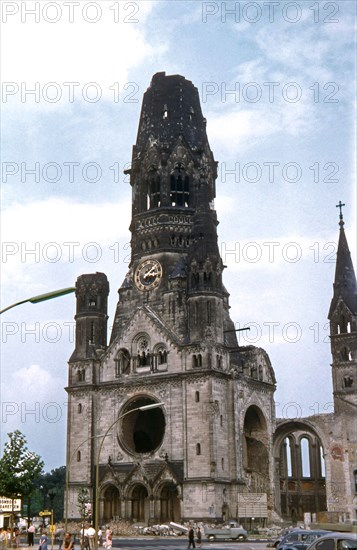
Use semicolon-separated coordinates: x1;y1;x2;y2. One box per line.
70;272;109;362
328;209;357;319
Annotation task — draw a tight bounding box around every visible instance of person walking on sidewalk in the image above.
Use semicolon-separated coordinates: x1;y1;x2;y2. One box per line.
27;524;36;547
188;526;195;549
39;532;48;550
196;527;202;548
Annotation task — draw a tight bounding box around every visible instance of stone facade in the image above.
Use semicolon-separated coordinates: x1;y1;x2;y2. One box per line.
66;73;357;525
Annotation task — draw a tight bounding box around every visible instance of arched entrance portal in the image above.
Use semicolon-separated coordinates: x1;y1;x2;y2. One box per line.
243;405;269;491
159;483;180;522
131;484;149;522
103;485;120;522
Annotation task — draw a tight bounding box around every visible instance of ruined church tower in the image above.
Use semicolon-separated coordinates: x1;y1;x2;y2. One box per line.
66;73;277;525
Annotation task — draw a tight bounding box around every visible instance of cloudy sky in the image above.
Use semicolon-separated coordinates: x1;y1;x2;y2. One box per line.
1;0;356;471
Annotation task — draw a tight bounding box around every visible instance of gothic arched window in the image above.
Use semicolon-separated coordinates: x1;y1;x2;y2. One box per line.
204;271;212;287
170;163;190;207
191;273;199;290
147;170;160;209
134;334;151;368
115;348;131;376
341;347;350;361
281;437;293;477
343;376;353;388
300;437;311;477
76;368;85;382
88;295;98;309
207;301;212;325
158;349;167;365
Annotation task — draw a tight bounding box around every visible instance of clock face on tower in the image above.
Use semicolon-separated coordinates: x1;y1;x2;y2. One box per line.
134;259;163;291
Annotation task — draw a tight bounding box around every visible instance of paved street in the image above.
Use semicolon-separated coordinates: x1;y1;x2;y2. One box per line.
112;539;269;550
19;540;270;550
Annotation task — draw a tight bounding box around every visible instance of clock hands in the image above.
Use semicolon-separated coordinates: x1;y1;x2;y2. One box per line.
135;260;162;290
143;265;158;279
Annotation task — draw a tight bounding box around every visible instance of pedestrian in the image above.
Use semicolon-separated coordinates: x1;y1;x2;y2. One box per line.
0;529;7;549
13;529;20;548
27;524;36;547
55;528;65;550
188;526;195;549
86;526;95;550
63;533;73;550
196;527;202;548
104;528;112;550
80;525;89;550
39;531;48;550
97;529;103;548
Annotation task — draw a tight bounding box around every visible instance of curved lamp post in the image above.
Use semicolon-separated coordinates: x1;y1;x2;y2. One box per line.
94;402;164;549
47;489;56;550
0;287;76;315
65;434;109;533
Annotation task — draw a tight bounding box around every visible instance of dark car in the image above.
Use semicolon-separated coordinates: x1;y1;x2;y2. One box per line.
303;532;356;550
277;530;330;550
280;531;332;550
269;528;302;547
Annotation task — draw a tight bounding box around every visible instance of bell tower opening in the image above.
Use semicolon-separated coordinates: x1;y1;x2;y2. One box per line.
170;163;190;207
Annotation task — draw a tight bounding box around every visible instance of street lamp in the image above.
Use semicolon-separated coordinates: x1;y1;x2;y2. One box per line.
94;402;164;549
0;287;76;315
65;434;109;533
47;490;56;550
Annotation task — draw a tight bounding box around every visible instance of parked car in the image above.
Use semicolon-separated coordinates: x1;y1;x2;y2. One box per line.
277;530;329;550
303;532;356;550
279;531;331;550
204;525;248;541
269;527;303;547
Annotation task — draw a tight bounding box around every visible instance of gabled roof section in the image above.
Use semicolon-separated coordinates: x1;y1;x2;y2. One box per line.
104;305;182;362
328;217;357;318
105;459;184;487
152;460;184;485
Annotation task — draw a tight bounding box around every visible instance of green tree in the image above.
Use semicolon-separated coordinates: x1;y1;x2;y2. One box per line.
0;430;44;528
32;467;66;522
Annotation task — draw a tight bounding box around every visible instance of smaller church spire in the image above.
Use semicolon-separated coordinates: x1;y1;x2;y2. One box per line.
328;203;357;319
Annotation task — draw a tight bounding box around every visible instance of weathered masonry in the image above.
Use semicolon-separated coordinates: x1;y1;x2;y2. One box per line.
66;73;357;525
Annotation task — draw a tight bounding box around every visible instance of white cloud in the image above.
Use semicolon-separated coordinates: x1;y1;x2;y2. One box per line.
2;198;130;244
1;1;162;104
220;234;337;272
207;99;315;154
1;363;67;421
1;198;131;290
